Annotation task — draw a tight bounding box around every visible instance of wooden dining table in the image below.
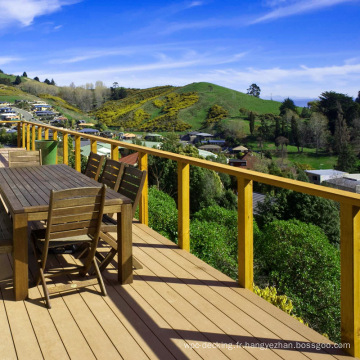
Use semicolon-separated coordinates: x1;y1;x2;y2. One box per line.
0;163;133;301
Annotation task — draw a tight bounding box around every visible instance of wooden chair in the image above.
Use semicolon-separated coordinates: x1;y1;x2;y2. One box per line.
0;200;13;282
97;165;147;272
83;152;105;181
99;158;124;191
8;150;42;168
31;185;107;308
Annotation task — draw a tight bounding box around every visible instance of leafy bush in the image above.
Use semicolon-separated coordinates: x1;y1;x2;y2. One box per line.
142;186;178;242
253;285;307;325
254;219;340;341
190;220;237;279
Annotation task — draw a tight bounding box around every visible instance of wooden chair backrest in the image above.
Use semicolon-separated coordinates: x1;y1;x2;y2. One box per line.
118;166;147;217
8;150;42;168
84;152;105;181
99;159;124;191
45;186;106;243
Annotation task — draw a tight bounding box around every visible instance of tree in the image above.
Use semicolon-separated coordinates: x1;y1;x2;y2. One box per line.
249;111;255;135
13;75;21;85
335;143;358;172
255;219;340;341
33;76;40;82
255;187;340;246
50;78;55;86
22;71;27;77
319;91;359;133
307;112;329;153
279;98;296;115
246;83;261;98
355;91;360;104
43;78;51;85
290;116;300;152
333;103;350;154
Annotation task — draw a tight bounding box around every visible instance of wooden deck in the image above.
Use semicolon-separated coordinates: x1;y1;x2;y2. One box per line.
0;148;355;360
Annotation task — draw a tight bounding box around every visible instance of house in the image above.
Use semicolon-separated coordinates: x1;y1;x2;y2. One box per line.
198;144;222;153
32;104;52;111
305;169;348;185
232;145;248;154
229;159;247;167
78;128;100;136
200;139;226;147
0;101;11;107
144;133;163;141
323;177;360;193
123;133;137;140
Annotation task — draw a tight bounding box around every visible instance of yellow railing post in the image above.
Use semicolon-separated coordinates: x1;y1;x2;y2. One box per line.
91;140;97;154
111;144;119;160
44;128;49;140
26;123;31;150
17;123;21;148
139;152;148;225
237;177;253;290
53;130;58;164
75;135;81;172
340;203;360;357
31;125;36;150
63;133;68;165
178;161;190;251
22;122;25;148
37;126;42;140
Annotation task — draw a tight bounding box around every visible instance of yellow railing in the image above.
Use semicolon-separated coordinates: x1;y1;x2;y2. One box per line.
3;120;360;356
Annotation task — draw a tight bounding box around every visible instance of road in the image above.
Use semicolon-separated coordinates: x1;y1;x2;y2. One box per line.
13;107;45;124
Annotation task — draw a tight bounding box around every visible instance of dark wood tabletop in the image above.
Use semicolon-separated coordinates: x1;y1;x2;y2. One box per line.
0;164;131;214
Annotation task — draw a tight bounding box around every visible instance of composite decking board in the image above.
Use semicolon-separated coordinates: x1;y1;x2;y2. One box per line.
131;231;308;360
132;224;342;360
24;286;71;360
52;255;123;360
0;254;17;360
104;271;205;360
128;241;269;360
2;286;44;360
62;253;151;360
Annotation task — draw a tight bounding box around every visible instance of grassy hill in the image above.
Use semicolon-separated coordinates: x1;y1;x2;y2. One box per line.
95;82;281;131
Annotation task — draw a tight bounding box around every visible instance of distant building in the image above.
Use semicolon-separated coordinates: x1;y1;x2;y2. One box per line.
305;169;348;185
323;177;360;193
144;133;163;141
78;128;100;136
198;144;222;153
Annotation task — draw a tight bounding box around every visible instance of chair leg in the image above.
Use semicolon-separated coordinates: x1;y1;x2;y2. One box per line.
98;248;117;273
92;259;107;296
39;268;51;309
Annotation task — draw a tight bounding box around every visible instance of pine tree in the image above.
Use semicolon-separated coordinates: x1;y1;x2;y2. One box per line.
249;111;255;135
22;71;27;77
14;75;22;85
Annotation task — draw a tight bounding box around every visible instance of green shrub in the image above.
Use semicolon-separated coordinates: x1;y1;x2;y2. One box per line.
255;219;340;341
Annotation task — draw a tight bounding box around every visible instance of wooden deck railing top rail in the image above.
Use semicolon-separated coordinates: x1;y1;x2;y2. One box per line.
2;119;360;357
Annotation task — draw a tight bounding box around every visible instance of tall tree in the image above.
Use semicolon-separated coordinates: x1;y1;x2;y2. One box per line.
22;71;27;77
13;75;22;85
307;112;329;153
50;78;56;86
246;83;261;98
319;91;359;133
290;116;301;152
279;98;296;115
335;143;358;172
333;103;350;154
249;111;255;135
33;76;40;81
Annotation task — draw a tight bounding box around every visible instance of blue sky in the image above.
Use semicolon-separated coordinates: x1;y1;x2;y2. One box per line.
0;0;359;103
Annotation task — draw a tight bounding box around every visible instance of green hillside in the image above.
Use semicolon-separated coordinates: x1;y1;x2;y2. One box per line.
95;82;281;131
0;84;38;102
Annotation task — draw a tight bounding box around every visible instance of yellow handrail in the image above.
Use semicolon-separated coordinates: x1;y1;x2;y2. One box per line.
1;119;359;356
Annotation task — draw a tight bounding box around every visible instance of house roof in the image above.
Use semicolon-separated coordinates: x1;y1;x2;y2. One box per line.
233;145;248;151
198;144;221;150
120;152;139;166
78;128;99;133
305;169;347;176
198;149;218;158
196;133;213;137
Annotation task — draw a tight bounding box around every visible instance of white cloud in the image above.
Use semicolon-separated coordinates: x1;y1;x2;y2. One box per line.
251;0;358;24
0;57;21;65
0;0;81;28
